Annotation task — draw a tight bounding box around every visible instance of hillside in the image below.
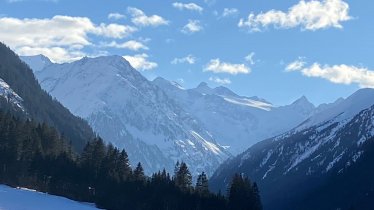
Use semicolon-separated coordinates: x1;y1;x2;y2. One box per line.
0;43;95;150
210;89;374;210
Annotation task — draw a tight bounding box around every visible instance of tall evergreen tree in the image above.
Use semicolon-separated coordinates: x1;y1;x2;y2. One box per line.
196;172;209;195
173;161;180;180
133;162;145;181
118;149;131;180
175;162;192;191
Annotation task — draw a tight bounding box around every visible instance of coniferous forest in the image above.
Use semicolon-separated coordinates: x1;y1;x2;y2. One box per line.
0;110;262;210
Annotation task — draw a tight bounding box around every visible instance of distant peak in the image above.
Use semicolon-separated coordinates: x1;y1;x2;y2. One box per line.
194;82;212;95
153;77;173;87
77;55;125;63
33;54;49;60
153;77;168;83
291;95;315;110
21;54;51;62
293;95;310;104
197;82;209;88
75;55;133;69
20;54;53;72
212;86;237;97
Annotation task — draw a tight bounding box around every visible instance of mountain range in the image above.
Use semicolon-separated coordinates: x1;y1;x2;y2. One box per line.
3;45;374;209
0;43;235;210
153;77;317;154
21;54;319;176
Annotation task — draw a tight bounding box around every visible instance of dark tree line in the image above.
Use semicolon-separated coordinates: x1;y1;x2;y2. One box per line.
0;111;262;210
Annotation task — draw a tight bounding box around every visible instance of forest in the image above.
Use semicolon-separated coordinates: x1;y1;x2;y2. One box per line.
0;110;262;210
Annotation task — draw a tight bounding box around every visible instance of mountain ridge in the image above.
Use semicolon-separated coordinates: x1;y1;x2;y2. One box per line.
22;54;230;175
209;88;374;210
153;76;318;154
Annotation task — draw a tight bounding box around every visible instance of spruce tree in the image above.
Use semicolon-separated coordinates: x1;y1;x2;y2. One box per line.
175;162;192;191
173;161;180;180
134;162;145;181
196;172;209;195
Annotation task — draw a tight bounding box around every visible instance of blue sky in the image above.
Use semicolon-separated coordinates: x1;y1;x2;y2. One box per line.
1;0;373;105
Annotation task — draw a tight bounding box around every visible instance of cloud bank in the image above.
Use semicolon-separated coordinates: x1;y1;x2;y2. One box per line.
239;0;351;32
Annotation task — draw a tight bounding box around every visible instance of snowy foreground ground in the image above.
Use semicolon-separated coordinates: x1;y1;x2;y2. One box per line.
0;185;100;210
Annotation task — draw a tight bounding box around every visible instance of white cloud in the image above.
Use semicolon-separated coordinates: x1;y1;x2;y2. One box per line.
127;7;169;27
102;40;148;51
108;13;126;20
0;15;137;63
97;23;137;39
245;52;256;65
209;77;231;85
182;20;203;34
286;60;374;88
172;2;203;13
17;46;86;63
123;53;158;71
222;8;239;17
239;0;351;32
286;58;306;71
204;59;250;75
171;54;196;64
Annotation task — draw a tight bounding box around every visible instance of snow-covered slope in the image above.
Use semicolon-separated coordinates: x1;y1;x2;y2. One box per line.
20;55;52;72
23;55;229;175
297;88;374;129
210;88;374;210
153;77;316;154
0;185;99;210
0;77;25;112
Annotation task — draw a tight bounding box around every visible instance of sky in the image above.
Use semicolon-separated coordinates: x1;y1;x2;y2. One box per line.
0;0;374;106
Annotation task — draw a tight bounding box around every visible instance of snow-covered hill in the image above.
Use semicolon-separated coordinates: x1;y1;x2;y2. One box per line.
22;55;229;176
210;88;374;210
0;185;99;210
153;77;316;154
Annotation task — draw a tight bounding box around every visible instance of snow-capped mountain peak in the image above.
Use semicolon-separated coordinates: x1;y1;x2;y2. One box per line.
20;54;52;72
211;86;238;97
292;95;312;106
23;55;229;176
288;95;315;116
153;77;315;155
195;82;212;94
